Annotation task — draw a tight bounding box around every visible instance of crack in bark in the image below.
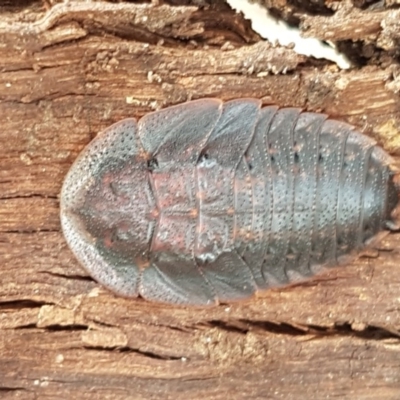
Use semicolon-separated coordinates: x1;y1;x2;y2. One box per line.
0;386;28;392
40;324;88;332
0;194;58;200
40;271;94;282
3;299;399;340
0;300;54;310
206;318;400;340
0;229;59;234
83;345;183;360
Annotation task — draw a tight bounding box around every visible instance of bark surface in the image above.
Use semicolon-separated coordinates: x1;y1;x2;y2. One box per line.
1;1;400;399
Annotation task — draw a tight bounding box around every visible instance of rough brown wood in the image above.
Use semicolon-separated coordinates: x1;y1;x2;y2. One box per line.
1;1;400;399
256;0;400;66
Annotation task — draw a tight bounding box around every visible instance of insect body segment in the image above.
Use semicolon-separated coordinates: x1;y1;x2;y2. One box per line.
60;99;400;306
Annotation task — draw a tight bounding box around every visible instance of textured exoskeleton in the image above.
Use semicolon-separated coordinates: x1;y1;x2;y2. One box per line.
60;99;400;306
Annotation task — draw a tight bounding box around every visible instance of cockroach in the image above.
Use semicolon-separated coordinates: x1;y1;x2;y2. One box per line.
60;99;400;305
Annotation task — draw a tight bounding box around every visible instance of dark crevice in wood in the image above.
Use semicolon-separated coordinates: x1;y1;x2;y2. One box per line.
336;40;384;67
166;0;227;8
13;323;38;330
0;229;60;234
206;319;400;340
333;322;400;340
42;324;89;331
40;271;94;282
207;319;308;335
70;21;258;49
0;300;53;310
205;320;249;334
83;345;183;360
0;387;28;392
84;319;119;329
268;7;301;27
352;0;387;10
0;194;58;200
83;25;175;48
190;9;261;44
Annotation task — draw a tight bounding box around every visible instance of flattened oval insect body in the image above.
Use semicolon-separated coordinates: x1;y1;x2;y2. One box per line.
60;99;400;306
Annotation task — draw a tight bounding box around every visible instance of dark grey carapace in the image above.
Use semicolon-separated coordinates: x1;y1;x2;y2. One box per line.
60;98;400;306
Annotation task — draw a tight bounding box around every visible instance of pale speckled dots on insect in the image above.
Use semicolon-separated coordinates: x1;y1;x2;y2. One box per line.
60;98;400;306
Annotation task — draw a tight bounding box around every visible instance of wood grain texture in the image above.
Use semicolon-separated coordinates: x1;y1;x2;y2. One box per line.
1;1;400;399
